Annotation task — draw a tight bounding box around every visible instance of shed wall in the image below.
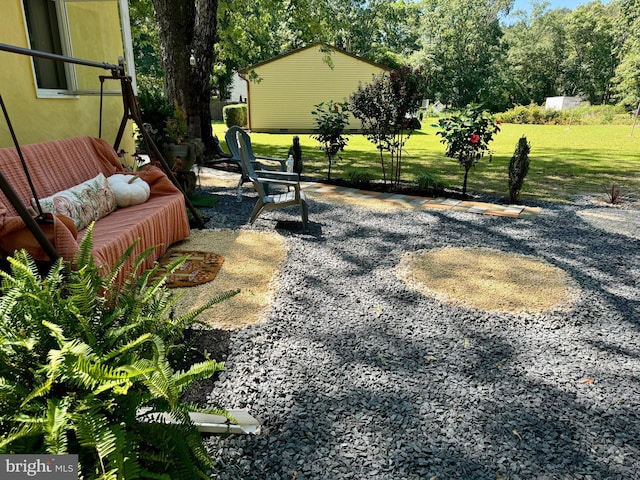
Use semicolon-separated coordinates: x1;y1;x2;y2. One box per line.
246;46;386;132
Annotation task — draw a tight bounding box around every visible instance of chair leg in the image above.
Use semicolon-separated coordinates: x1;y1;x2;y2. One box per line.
249;200;265;224
235;176;244;202
300;200;309;231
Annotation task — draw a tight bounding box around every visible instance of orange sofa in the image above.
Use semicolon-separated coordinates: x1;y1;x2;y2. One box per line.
0;136;190;279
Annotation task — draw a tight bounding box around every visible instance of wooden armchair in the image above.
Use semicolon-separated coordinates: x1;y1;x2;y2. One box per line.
236;131;308;231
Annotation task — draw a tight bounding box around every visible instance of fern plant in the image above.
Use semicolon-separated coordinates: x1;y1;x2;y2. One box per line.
0;226;238;479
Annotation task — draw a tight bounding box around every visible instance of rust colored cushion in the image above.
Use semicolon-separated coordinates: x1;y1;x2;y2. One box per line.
0;214;78;261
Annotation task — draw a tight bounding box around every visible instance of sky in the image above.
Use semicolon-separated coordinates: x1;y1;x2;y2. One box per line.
503;0;612;24
511;0;611;13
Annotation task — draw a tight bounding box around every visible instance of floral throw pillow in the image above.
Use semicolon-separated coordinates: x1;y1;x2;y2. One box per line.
33;173;117;231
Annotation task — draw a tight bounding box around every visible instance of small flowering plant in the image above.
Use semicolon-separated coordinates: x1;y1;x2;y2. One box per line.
437;104;500;195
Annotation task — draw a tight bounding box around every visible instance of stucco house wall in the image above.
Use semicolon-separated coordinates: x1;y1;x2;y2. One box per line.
240;44;390;133
0;0;135;157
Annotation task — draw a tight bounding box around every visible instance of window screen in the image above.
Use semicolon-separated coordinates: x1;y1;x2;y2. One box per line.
23;0;68;90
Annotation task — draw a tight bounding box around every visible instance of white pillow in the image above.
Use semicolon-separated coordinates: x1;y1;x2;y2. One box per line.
34;173;117;231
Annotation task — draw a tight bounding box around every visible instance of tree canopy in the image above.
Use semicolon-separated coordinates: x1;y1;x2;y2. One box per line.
129;0;640;141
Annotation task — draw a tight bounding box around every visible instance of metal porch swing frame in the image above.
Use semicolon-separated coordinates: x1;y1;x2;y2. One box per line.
0;42;204;262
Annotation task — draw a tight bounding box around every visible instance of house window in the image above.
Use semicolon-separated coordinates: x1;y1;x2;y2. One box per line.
22;0;69;91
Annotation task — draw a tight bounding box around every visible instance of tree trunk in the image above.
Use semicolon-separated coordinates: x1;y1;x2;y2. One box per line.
151;0;218;150
462;166;470;196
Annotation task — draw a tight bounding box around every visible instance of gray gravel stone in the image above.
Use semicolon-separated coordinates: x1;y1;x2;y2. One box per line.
196;183;640;480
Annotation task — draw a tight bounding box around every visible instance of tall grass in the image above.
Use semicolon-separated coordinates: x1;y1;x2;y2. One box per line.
214;121;640;203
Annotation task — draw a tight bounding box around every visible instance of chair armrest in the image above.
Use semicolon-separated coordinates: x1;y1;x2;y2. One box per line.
254;177;300;187
255;156;288;170
255;170;299;181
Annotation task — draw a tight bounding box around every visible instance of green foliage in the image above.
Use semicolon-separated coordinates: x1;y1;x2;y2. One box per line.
497;104;632;125
311;101;350;181
0;227;238;479
136;76;187;155
508;136;532;203
416;171;449;195
563;2;617;105
497;104;560;125
612;0;640;108
349;65;428;187
346;169;374;187
128;0;162;78
223;104;248;128
416;0;510;110
437;104;500;195
132;0;636;120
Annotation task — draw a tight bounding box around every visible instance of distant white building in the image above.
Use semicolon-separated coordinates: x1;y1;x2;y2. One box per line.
228;72;248;103
545;96;582;110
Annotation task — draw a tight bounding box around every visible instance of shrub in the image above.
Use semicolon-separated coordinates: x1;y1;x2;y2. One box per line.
137;75;187;153
223;104;248;128
346;169;374;187
0;227;238;479
508;136;531;203
496;103;630;125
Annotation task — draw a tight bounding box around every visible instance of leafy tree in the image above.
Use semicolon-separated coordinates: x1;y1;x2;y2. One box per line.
437;104;500;195
414;0;512;110
502;4;570;105
350;65;428;187
129;0;162;78
613;0;640;108
311;101;350;181
564;2;617;104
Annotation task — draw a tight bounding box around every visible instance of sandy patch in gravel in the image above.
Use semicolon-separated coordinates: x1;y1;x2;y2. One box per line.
398;247;577;314
167;228;286;330
306;190;415;211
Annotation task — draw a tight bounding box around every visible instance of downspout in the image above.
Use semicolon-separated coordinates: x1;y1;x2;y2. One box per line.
118;0;137;94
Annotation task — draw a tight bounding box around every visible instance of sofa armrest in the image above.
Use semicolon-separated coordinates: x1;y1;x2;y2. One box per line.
132;165;183;198
0;209;79;262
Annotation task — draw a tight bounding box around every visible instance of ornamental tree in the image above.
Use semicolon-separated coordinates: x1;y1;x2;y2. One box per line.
311;101;350;181
349;65;428;187
436;104;500;196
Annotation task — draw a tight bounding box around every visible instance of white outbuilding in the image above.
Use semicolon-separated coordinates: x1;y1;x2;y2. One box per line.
545;96;582;110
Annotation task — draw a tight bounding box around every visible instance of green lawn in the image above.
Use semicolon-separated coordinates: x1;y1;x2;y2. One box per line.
213;121;640;203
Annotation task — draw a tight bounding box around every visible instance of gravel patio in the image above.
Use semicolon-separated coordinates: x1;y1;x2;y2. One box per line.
194;174;640;480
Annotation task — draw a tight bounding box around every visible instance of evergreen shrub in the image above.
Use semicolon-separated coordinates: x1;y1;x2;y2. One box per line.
508;136;531;203
223;104;248;128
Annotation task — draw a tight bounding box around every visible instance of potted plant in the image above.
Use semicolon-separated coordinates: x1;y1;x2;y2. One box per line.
136;76;190;168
